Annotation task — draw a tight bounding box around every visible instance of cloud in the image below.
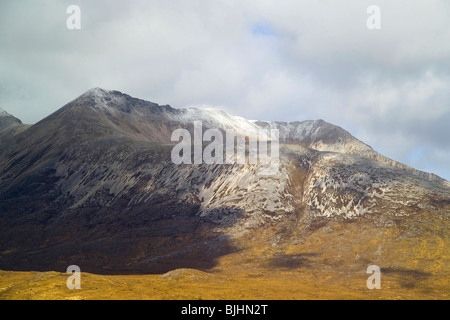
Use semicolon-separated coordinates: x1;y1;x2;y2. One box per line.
0;0;448;180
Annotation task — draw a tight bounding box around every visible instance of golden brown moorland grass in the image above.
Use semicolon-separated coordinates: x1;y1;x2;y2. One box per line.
1;214;448;300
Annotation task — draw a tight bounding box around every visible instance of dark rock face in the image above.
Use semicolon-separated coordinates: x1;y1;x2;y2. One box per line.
0;89;448;274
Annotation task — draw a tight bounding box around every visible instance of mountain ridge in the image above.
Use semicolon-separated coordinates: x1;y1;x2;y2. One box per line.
5;88;445;182
0;88;448;277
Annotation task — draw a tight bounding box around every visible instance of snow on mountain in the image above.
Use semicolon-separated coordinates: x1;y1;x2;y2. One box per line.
168;107;268;140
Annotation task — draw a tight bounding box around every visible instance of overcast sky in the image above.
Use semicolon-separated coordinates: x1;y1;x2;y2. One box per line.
1;0;449;180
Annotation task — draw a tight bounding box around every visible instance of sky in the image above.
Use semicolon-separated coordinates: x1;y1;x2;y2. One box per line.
0;0;449;181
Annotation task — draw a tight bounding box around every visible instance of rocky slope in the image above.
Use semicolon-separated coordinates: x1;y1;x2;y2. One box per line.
0;88;448;279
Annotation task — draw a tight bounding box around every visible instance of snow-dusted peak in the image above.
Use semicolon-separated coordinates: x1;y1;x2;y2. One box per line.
164;104;374;154
80;87;130;101
83;87;112;97
253;119;373;155
168;107;269;139
74;87;131;110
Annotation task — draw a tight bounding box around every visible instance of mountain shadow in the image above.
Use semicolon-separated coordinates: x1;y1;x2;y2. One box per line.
0;201;244;275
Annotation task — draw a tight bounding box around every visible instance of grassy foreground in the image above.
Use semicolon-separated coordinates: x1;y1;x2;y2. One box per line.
1;218;448;300
0;266;447;300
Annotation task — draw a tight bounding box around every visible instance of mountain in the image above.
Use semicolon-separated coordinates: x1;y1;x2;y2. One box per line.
0;89;448;296
0;108;21;126
0;108;29;143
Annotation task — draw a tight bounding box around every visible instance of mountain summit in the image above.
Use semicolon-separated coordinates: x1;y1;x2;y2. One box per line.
0;107;27;143
0;89;448;284
0;107;21;128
